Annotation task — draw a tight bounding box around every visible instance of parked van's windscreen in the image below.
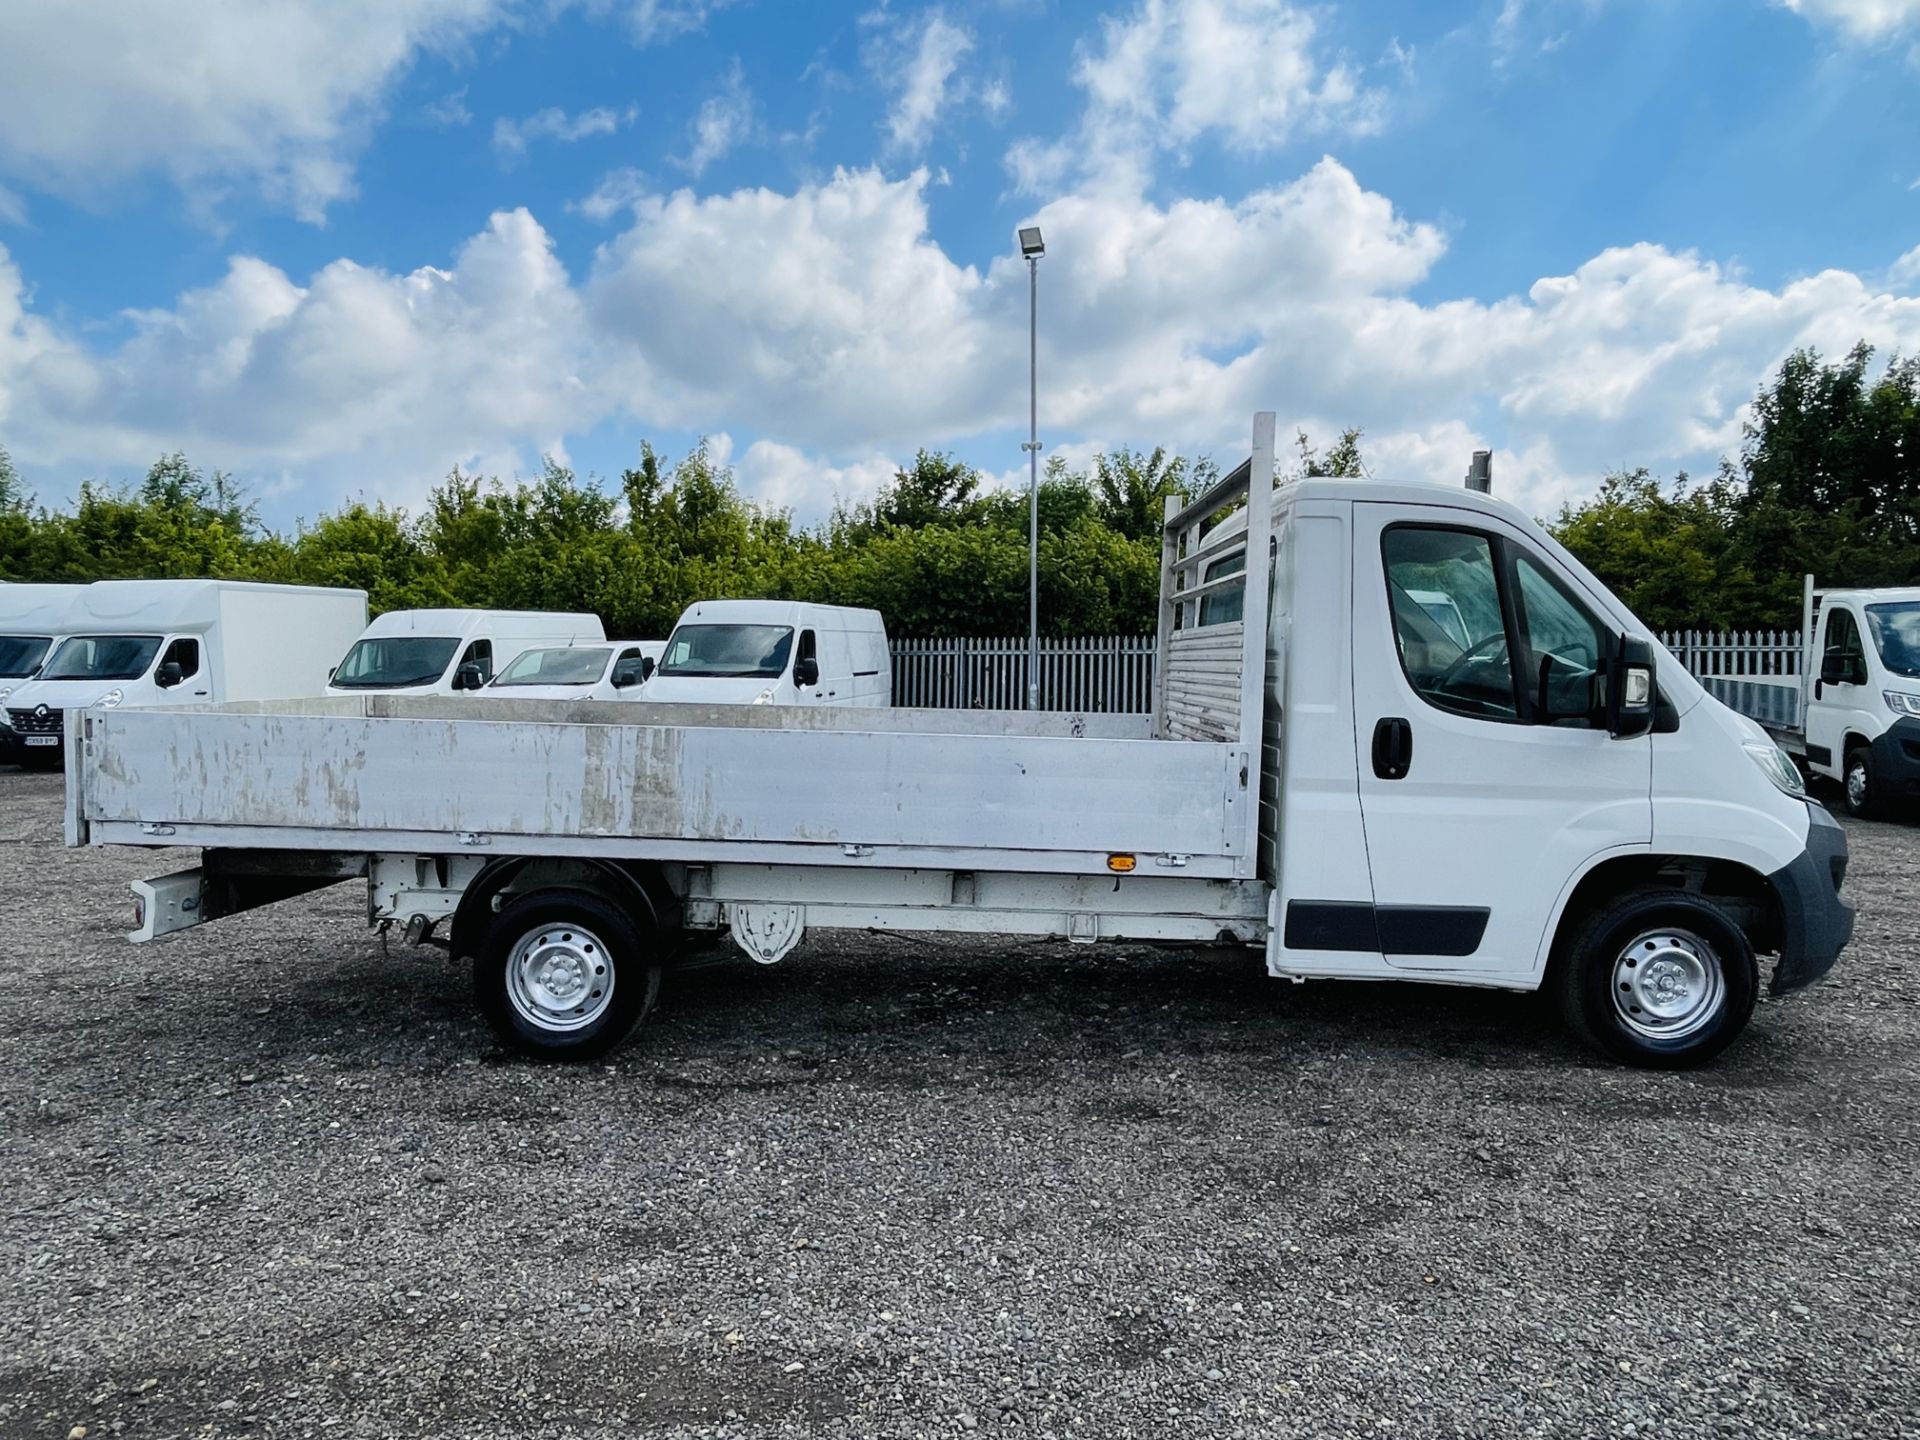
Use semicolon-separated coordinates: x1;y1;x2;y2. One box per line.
0;636;53;679
493;647;612;687
1867;602;1920;678
41;635;162;681
660;625;794;678
332;636;460;689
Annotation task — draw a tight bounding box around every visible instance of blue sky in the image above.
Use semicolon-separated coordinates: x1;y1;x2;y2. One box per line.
1;0;1918;528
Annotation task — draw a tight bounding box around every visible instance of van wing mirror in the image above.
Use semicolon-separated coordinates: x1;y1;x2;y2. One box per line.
155;661;184;689
1605;635;1656;739
454;661;485;691
794;656;820;687
1535;653;1597;722
1820;653;1861;686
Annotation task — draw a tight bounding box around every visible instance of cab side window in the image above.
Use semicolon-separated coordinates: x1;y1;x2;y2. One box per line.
160;637;201;678
1383;528;1518;720
1823;609;1865;684
462;639;494;683
1198;552;1246;626
1513;553;1605;726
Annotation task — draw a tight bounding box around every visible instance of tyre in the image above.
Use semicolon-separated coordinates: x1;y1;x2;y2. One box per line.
1843;745;1883;819
1553;888;1758;1069
473;888;662;1060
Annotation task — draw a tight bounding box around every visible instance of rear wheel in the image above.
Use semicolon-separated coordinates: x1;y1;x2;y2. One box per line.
1554;889;1758;1068
473;888;661;1060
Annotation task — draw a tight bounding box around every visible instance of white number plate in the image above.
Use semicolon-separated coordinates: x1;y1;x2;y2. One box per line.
23;736;57;747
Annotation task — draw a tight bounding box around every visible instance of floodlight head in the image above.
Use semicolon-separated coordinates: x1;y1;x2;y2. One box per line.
1018;226;1045;258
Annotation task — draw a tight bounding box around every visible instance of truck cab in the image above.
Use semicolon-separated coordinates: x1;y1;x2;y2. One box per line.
0;583;87;764
1804;587;1920;817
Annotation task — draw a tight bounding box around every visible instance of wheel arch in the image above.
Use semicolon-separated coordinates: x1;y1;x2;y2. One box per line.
1540;850;1781;987
449;856;678;962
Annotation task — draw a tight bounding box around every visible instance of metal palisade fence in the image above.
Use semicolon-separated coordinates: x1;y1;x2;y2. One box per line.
1658;630;1804;679
889;630;1805;713
891;635;1156;712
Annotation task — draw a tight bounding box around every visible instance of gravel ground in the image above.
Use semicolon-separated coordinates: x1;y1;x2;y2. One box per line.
2;769;1917;1440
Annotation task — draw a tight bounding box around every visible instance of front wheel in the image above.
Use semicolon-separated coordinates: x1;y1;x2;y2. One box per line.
1843;746;1883;819
1554;889;1758;1068
473;889;662;1060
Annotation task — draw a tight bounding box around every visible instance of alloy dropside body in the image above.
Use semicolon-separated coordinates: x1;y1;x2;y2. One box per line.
65;415;1853;1066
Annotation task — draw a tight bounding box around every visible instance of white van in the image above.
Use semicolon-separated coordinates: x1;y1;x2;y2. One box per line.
485;641;665;701
326;610;604;698
645;600;890;707
5;579;367;767
0;583;87;709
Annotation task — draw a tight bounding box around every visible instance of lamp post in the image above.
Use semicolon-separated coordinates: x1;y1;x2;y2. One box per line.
1018;225;1045;710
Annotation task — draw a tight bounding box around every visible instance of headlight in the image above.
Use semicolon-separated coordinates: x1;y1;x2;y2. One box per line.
1742;739;1806;798
752;688;776;705
92;689;124;710
0;686;11;706
1883;691;1920;717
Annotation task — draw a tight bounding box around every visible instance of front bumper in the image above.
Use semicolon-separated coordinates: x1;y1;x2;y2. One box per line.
1869;717;1920;800
1765;801;1854;995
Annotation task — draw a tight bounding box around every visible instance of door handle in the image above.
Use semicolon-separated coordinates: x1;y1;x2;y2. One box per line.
1372;717;1413;780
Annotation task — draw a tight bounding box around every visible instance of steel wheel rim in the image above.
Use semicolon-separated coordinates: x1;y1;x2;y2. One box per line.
506;923;615;1033
1847;760;1868;810
1610;928;1725;1042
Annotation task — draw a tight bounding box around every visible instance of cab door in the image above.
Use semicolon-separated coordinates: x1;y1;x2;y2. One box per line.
1805;604;1868;779
1349;503;1652;977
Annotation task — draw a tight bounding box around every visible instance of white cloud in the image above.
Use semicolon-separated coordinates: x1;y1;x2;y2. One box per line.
1778;0;1920;37
573;167;652;222
0;210;602;510
0;0;512;223
493;104;637;162
590;0;738;45
7;159;1920;525
422;88;474;128
736;440;898;512
1022;0;1384;193
676;64;757;176
1890;243;1920;291
880;13;976;153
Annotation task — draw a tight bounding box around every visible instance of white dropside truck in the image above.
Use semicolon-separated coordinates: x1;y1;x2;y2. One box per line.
325;609;605;697
1699;578;1920;819
8;580;367;769
647;600;892;708
67;417;1853;1068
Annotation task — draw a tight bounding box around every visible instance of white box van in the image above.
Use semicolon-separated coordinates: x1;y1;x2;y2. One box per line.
325;610;604;698
645;600;890;707
484;641;665;701
5;580;367;767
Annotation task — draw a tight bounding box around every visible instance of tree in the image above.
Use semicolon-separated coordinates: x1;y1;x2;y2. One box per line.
1549;470;1744;631
871;450;983;531
1090;446;1202;543
1294;428;1367;479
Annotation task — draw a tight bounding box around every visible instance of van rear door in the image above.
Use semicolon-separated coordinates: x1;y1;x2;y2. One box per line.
1348;502;1652;977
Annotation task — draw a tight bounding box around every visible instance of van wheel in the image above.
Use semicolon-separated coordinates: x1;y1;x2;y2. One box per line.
1554;889;1757;1069
473;889;662;1060
1843;746;1882;819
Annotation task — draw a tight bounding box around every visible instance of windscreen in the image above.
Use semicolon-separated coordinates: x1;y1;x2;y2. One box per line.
0;635;53;679
492;646;612;687
41;635;162;681
658;624;794;679
1865;601;1920;678
331;636;460;689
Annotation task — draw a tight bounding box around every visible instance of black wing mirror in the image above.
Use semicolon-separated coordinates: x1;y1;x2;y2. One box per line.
1535;653;1597;722
454;661;486;691
1605;635;1656;739
794;656;820;687
155;661;184;689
